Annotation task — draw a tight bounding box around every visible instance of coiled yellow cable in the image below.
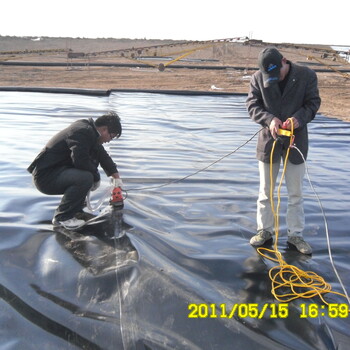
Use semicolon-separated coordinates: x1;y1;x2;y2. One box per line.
256;118;348;305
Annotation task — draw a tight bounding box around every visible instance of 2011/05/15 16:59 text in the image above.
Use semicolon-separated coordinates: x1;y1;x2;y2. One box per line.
187;303;349;319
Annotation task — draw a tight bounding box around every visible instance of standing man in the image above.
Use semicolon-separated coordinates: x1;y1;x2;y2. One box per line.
28;111;122;230
246;47;321;254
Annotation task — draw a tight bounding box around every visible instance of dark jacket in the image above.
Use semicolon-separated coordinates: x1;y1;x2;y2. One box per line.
27;118;118;181
246;62;321;164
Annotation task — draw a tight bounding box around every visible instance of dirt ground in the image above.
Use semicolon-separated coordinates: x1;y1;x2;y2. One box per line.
1;36;349;121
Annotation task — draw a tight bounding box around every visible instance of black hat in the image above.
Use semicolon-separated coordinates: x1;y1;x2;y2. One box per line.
258;47;283;87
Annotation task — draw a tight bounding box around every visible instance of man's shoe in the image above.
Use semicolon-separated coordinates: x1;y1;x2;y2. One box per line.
287;236;312;255
250;230;273;246
75;211;96;221
52;217;85;230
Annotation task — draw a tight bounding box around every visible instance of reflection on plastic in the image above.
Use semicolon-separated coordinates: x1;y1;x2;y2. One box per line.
0;91;349;349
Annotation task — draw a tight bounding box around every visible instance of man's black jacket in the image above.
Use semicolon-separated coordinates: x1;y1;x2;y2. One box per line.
27;118;118;181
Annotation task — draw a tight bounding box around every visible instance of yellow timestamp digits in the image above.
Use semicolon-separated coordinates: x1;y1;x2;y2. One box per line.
188;303;289;319
300;303;349;318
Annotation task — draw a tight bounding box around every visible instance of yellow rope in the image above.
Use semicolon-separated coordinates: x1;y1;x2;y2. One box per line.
256;118;349;305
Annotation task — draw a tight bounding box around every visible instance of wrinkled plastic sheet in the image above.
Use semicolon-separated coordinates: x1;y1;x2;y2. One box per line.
0;91;349;350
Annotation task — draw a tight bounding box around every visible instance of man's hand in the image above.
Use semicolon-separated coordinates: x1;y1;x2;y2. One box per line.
110;172;123;188
282;117;300;130
269;117;282;139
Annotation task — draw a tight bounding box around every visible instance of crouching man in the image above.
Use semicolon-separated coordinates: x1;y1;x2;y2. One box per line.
28;111;122;230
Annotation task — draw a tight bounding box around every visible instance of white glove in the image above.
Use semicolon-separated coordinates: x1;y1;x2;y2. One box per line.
91;180;101;191
111;177;123;188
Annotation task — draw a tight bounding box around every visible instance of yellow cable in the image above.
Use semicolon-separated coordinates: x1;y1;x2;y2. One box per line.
257;118;349;306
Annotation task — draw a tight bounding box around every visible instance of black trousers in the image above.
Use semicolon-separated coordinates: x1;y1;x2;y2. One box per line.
33;166;94;221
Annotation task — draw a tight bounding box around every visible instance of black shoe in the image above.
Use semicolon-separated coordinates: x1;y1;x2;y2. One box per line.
250;230;273;246
287;236;312;255
75;211;96;221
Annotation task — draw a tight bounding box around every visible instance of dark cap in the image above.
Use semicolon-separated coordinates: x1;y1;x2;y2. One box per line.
258;47;283;87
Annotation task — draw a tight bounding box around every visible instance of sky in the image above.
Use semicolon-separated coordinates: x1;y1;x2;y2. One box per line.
1;0;349;46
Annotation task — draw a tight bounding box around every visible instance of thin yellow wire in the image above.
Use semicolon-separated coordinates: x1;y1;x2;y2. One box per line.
256;118;348;305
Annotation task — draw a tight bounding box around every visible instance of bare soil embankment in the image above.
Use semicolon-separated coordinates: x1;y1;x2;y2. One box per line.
0;36;349;121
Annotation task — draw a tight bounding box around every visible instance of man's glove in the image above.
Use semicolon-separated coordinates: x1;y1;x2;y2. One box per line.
91;180;101;191
111;177;123;188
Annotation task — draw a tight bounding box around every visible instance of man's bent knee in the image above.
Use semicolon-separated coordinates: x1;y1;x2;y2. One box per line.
76;170;94;190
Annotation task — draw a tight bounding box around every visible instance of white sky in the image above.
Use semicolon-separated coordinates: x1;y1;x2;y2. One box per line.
1;0;349;46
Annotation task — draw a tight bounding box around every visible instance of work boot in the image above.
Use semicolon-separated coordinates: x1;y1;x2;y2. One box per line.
52;217;85;230
287;236;312;255
250;230;273;246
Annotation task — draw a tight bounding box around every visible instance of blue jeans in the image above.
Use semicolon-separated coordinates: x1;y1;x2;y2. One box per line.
33;166;93;221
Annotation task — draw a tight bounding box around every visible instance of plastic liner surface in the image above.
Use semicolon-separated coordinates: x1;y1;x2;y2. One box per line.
0;91;349;350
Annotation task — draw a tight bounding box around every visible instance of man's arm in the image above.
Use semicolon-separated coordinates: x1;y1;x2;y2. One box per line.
246;74;281;138
68;130;101;181
291;69;321;128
